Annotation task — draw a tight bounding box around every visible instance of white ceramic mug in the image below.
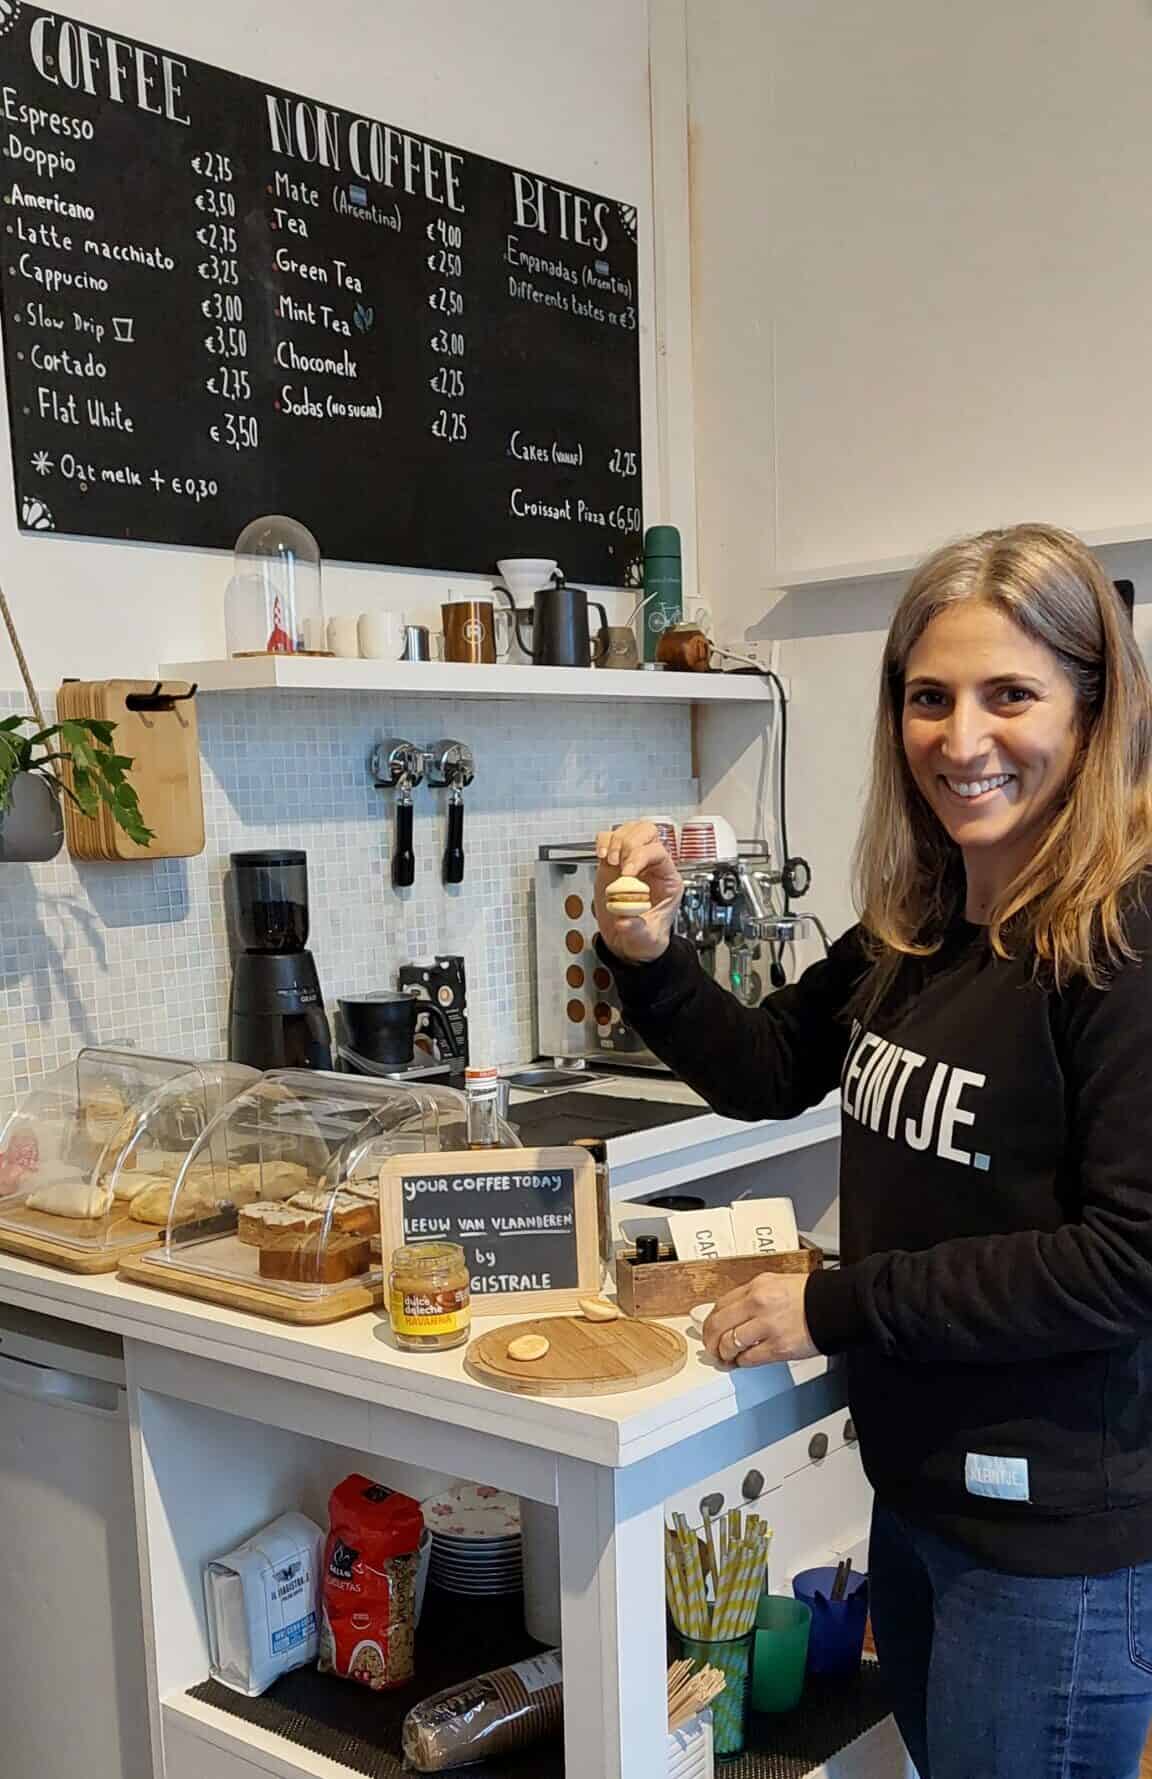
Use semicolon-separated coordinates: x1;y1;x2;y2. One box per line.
301;615;328;653
327;615;361;658
358;611;405;659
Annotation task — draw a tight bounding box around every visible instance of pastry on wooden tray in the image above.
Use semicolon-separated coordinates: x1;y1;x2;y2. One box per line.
259;1237;371;1285
25;1180;113;1220
238;1201;325;1249
286;1188;377;1238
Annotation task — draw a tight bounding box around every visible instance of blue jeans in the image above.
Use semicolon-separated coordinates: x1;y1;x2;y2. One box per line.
869;1505;1152;1779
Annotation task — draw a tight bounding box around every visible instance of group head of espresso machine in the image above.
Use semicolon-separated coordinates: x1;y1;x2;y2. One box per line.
534;841;825;1066
676;846;817;1005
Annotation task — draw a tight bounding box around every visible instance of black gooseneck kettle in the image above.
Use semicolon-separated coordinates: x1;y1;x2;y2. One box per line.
502;572;610;668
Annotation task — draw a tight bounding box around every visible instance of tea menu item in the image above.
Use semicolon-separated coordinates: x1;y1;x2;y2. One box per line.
0;6;643;582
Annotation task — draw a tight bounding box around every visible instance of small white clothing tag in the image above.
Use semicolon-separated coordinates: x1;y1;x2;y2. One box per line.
965;1452;1030;1501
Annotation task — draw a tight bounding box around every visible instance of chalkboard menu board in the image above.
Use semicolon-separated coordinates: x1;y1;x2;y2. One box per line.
381;1146;599;1313
0;6;643;582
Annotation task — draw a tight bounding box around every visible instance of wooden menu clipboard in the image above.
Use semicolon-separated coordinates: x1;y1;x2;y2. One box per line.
379;1146;600;1316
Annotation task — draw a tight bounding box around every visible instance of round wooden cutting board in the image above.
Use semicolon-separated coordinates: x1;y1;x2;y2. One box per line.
465;1315;688;1397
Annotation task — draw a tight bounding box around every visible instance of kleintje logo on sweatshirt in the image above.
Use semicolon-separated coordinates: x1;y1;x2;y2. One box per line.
840;1022;991;1170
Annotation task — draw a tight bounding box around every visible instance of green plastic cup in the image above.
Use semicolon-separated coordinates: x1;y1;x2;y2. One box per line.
751;1595;811;1712
679;1631;754;1758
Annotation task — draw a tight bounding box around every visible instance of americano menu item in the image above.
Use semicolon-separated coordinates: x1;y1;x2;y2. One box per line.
0;6;643;581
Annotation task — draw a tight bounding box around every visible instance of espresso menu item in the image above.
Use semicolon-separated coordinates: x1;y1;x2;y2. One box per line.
0;6;643;581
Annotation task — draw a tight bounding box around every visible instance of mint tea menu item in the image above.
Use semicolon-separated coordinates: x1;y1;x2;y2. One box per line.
0;6;643;581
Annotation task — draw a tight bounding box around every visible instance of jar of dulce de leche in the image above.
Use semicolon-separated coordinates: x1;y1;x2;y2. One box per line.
389;1241;472;1352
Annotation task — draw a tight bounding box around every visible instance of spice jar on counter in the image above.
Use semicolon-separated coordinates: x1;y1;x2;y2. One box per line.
389;1241;472;1352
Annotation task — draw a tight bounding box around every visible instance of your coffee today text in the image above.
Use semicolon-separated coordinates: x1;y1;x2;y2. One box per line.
402;1173;567;1199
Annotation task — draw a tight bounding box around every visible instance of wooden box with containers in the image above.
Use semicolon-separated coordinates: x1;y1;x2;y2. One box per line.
0;1039;866;1775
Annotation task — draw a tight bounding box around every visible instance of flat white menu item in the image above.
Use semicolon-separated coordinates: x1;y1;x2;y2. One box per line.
729;1197;800;1257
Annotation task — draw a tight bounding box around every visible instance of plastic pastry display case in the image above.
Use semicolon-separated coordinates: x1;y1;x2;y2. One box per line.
0;1048;259;1273
119;1070;520;1324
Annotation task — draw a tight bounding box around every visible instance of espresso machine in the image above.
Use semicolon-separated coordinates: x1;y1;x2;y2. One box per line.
534;841;824;1067
227;849;333;1071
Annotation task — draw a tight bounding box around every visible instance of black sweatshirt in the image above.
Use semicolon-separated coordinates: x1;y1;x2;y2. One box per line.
600;898;1152;1576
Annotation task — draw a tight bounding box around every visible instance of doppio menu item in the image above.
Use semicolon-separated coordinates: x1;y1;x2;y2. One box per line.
0;6;643;582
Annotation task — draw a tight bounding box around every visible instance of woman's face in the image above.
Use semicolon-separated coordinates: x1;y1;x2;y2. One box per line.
901;601;1081;865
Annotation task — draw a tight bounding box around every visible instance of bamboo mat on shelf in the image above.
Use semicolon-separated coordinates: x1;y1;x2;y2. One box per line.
189;1590;893;1779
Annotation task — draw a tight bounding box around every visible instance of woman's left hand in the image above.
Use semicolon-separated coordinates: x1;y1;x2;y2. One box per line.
703;1272;819;1366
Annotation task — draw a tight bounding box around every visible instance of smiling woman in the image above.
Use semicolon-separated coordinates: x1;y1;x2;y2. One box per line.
856;522;1152;1005
592;521;1152;1779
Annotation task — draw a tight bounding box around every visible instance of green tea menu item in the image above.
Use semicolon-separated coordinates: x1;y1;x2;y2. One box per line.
0;6;642;579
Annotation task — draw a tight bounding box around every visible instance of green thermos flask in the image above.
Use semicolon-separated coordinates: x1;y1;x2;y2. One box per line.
642;524;682;662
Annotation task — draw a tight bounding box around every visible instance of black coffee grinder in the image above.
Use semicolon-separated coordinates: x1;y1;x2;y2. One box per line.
228;849;333;1071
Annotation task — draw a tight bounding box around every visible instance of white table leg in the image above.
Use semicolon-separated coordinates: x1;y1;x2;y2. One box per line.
557;1455;668;1779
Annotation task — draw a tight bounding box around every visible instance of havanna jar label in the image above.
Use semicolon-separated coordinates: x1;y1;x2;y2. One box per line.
390;1285;471;1337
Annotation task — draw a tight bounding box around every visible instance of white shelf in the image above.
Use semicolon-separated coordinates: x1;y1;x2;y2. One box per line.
773;523;1152;592
159;656;780;703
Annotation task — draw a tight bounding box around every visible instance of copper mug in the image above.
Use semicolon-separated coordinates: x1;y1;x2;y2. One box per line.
441;594;511;664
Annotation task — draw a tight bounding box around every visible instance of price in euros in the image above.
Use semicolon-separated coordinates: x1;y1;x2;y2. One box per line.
201;293;244;322
426;249;461;277
426;219;462;248
191;153;234;182
210;412;260;451
198;255;240;287
431;408;468;443
429;329;465;356
429;366;465;398
196;224;237;253
203;324;248;358
194;188;237;217
205;367;252;400
428;286;464;316
609;503;642;534
608;447;638;478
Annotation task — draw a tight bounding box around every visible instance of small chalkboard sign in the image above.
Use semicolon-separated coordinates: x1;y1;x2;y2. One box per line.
379;1146;600;1315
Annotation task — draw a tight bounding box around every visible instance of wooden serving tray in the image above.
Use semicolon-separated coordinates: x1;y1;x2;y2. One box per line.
465;1313;687;1397
615;1245;821;1319
0;1203;160;1273
119;1238;383;1325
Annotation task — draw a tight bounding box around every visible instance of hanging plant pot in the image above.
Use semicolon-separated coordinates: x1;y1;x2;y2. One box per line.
0;770;64;862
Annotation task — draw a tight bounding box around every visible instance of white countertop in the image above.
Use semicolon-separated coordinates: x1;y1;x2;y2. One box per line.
508;1072;841;1188
0;1249;831;1471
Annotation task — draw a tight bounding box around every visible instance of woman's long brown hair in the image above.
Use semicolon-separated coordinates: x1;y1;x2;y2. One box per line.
853;523;1152;1015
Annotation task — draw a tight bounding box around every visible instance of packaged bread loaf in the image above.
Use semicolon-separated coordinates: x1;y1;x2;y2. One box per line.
402;1650;563;1771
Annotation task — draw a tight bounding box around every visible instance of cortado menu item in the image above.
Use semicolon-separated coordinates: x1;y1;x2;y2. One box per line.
0;7;643;581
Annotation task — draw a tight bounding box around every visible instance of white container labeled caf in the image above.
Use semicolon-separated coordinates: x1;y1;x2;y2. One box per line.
667;1198;799;1263
205;1511;325;1696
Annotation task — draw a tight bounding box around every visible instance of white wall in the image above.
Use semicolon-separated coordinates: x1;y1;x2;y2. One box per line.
0;0;661;684
687;0;1152;957
690;0;1152;587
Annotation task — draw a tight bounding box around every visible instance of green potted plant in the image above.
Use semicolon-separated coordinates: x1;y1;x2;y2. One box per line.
0;714;154;863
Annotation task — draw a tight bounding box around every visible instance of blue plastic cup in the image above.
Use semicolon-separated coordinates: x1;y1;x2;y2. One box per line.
791;1567;869;1678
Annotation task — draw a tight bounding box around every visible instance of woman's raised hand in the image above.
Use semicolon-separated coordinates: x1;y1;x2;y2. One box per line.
593;821;684;963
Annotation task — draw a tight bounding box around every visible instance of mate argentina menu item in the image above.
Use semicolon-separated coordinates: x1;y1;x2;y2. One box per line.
0;6;643;581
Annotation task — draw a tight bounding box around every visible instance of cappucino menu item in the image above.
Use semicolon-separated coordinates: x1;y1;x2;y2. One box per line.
318;1475;423;1690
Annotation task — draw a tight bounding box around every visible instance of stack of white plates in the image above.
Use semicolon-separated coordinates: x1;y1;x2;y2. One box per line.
423;1483;523;1598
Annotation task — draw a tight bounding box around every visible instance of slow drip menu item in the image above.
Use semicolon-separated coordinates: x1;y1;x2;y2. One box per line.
0;6;643;582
